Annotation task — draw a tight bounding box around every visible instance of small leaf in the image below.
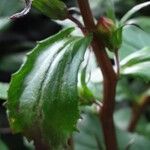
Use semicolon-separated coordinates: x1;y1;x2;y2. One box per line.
78;65;95;105
111;26;123;50
121;1;150;23
0;82;9;100
7;28;92;148
106;0;116;23
32;0;68;20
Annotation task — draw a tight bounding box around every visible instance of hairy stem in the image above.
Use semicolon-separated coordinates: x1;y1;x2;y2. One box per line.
77;0;118;149
128;95;150;132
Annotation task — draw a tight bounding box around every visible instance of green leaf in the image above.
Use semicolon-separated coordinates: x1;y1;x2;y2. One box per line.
6;28;92;148
32;0;68;20
106;0;116;23
120;47;150;82
121;1;150;23
127;17;150;33
78;65;95;105
0;82;9;100
111;26;123;50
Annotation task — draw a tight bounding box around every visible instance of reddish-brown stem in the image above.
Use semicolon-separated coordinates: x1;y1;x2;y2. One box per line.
67;14;85;32
92;37;118;150
77;0;118;150
128;96;150;132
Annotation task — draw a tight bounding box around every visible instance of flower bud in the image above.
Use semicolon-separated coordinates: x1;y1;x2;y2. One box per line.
97;17;116;35
97;17;122;52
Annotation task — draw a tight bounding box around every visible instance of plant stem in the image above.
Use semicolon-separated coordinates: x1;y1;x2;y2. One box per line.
77;0;118;149
128;95;150;132
77;0;95;31
92;38;118;150
67;14;87;33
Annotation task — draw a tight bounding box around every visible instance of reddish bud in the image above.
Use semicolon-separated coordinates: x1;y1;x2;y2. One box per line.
96;17;123;52
97;17;115;34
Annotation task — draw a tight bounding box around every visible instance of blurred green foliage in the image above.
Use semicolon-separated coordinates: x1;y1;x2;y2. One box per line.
0;0;150;149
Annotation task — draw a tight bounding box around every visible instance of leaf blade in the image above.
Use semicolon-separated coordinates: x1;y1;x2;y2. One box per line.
7;28;92;148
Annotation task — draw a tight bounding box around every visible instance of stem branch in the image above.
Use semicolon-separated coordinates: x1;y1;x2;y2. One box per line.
67;14;86;33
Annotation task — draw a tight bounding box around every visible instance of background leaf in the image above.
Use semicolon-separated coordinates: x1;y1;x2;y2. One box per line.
0;0;22;17
121;1;150;23
119;26;150;60
127;17;150;33
74;111;150;150
120;47;150;82
0;52;25;72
